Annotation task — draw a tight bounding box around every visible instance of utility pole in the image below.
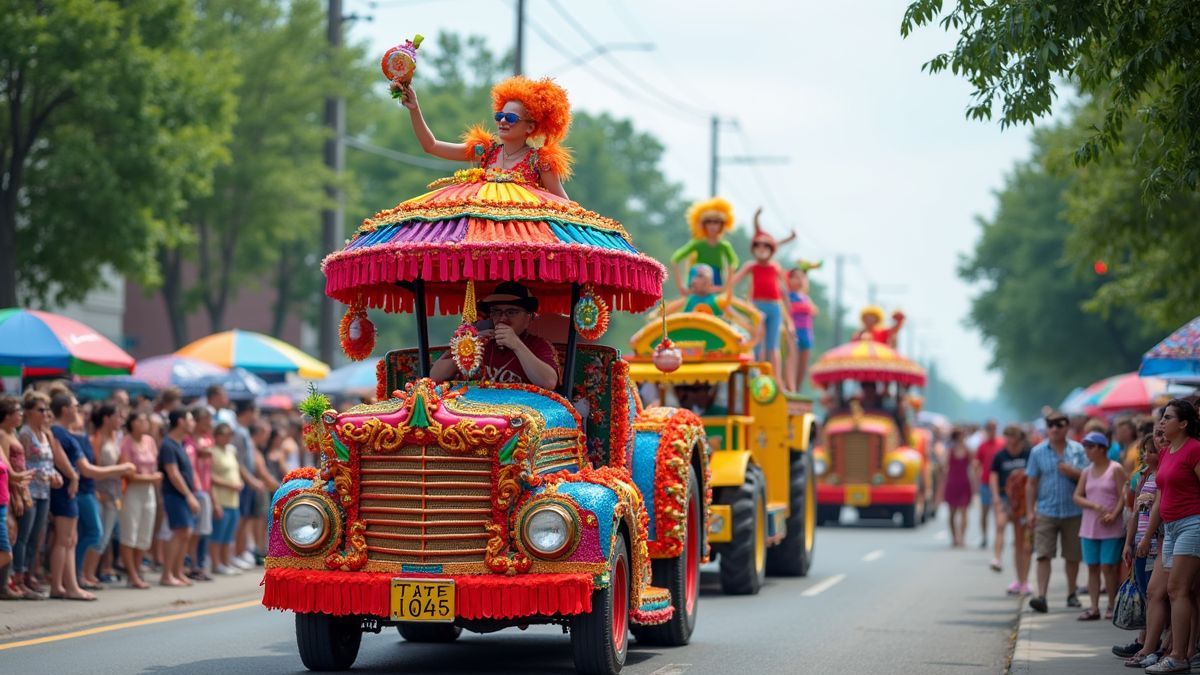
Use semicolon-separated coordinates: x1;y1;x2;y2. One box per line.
833;254;845;345
319;0;345;364
709;115;719;196
514;0;525;76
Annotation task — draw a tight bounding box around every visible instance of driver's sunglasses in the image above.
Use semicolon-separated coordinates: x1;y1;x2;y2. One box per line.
1047;419;1068;429
494;112;525;124
488;308;527;320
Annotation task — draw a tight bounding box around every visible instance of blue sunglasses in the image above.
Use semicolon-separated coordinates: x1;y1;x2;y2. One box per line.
494;111;526;124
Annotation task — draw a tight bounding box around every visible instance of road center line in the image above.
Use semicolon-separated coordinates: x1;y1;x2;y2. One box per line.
801;573;847;597
649;665;692;675
0;599;262;651
933;530;949;541
862;549;885;562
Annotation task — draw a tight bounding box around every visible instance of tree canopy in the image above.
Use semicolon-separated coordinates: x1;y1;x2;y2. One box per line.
901;0;1200;201
1;0;235;308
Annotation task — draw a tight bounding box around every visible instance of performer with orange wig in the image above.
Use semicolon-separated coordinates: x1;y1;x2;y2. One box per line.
395;76;572;198
670;197;738;294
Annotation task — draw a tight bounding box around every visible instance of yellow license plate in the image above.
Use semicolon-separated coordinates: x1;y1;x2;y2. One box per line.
846;485;870;506
390;578;455;623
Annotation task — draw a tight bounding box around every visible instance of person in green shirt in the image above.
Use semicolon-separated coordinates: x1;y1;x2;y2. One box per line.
672;197;738;294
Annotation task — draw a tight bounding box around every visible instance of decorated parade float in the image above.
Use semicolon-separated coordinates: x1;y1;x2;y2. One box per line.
809;334;933;528
626;295;819;594
261;48;711;675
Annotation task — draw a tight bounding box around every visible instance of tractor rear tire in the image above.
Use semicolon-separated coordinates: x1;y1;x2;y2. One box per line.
766;451;815;577
632;470;701;646
717;463;766;595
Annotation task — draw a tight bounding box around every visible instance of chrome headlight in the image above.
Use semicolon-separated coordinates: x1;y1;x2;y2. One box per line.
886;460;905;479
521;502;578;560
282;497;331;553
813;457;828;476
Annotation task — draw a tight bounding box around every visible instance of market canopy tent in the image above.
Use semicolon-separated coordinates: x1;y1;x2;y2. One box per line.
0;308;134;376
177;330;329;380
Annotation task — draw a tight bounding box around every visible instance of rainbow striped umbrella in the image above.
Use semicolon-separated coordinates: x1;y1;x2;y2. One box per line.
176;330;329;379
810;339;926;387
0;308;134;376
1074;372;1168;416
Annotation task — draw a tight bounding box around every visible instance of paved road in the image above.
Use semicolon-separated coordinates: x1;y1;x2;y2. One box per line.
0;508;1018;674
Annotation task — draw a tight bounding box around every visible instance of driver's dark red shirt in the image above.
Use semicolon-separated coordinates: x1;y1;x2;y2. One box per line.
479;332;560;386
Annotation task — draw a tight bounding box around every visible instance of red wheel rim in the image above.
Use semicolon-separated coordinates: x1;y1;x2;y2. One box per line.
685;483;699;615
612;552;628;652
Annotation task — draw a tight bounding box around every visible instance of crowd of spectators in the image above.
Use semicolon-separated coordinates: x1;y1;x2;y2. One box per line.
0;382;338;603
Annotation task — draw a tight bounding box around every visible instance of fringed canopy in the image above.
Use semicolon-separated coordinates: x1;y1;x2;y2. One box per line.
810;339;927;387
323;172;666;316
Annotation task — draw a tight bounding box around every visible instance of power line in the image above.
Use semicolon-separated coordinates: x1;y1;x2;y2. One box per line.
544;0;709;121
343;136;461;170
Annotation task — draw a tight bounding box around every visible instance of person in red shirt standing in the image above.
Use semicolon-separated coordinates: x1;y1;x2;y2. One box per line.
431;281;560;390
976;420;1005;563
1144;399;1200;675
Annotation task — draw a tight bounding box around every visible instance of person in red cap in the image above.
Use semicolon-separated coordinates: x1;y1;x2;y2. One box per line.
728;208;796;384
430;281;560;390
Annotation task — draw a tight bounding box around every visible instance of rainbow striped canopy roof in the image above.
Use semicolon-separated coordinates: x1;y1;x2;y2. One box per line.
323;171;666;316
810;339;926;387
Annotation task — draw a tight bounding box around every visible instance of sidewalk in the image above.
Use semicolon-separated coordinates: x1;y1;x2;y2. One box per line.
1010;568;1139;673
0;570;264;641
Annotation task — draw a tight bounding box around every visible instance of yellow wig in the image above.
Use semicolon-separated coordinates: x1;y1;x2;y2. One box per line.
686;197;735;240
860;305;885;323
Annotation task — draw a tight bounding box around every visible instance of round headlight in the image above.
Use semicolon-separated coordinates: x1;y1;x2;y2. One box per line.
522;503;577;559
283;499;329;553
708;511;726;536
886;460;905;478
813;457;828;476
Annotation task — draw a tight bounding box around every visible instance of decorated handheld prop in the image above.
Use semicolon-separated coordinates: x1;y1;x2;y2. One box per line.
381;34;424;100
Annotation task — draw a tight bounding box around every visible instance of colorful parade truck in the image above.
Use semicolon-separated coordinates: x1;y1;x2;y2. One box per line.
262;73;711;674
626;299;819;594
809;339;933;527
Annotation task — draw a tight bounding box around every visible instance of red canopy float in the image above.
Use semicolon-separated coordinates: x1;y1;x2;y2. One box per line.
810;339;926;388
322;173;666;316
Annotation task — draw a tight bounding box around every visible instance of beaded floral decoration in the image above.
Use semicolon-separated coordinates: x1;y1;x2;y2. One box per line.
450;280;485;378
573;286;610;341
339;302;376;361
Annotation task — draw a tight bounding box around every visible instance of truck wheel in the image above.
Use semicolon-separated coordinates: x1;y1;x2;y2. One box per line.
295;612;363;671
397;622;462;642
717;463;766;595
572;532;630;675
817;505;841;526
632;470;701;646
767;451;815;577
898;503;918;528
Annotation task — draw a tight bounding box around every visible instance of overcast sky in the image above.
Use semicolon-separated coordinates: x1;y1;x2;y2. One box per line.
350;0;1055;401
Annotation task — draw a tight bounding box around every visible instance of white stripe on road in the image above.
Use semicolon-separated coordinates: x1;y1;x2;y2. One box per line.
933;530;948;541
801;573;847;597
862;549;885;562
649;665;692;675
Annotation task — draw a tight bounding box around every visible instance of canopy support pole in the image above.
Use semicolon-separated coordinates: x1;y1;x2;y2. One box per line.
560;282;581;398
414;278;430;378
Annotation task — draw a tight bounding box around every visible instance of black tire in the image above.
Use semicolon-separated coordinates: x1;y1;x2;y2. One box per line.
295;612;363;672
817;505;841;527
717;463;766;595
632;470;701;646
397;622;462;642
767;451;815;577
572;532;630;675
898;503;917;528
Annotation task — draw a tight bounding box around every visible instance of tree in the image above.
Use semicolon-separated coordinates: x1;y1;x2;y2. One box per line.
149;0;369;345
901;0;1200;201
959;129;1161;416
0;0;235;309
